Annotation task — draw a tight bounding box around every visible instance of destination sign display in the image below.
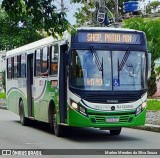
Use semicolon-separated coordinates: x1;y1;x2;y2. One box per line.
78;32;141;44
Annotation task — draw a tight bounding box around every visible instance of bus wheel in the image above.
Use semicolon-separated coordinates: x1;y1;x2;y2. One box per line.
109;128;121;135
52;110;63;137
19;101;28;126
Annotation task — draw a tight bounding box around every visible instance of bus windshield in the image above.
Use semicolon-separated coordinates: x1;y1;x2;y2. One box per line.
70;50;147;91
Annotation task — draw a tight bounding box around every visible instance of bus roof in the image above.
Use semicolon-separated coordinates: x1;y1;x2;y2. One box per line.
6;36;56;57
76;27;142;33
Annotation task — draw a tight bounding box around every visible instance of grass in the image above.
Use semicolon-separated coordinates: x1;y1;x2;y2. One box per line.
0;93;6;99
147;100;160;111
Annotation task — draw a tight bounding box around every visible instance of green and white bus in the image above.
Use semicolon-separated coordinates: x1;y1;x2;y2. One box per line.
6;27;150;136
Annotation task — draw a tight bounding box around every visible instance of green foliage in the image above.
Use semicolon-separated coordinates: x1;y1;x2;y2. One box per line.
0;8;43;51
0;93;6;99
72;0;124;27
148;62;157;96
123;18;160;96
147;1;160;14
1;70;6;92
147;100;160;111
73;1;95;27
1;0;70;38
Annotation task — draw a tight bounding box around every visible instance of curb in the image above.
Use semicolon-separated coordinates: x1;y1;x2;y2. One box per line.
131;124;160;133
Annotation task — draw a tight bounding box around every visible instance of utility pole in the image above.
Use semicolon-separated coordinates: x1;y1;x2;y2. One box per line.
115;0;119;22
96;0;106;26
61;0;64;12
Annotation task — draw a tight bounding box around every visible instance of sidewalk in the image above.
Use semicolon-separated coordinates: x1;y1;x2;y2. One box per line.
0;99;7;110
132;124;160;133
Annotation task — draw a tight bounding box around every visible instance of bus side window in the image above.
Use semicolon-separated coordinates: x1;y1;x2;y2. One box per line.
21;54;26;78
35;49;41;76
14;56;18;78
7;58;12;79
50;44;58;76
17;55;21;78
41;47;48;74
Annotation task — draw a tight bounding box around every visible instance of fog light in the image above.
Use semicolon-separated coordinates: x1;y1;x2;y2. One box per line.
79;106;86;115
91;118;96;123
136;105;142;116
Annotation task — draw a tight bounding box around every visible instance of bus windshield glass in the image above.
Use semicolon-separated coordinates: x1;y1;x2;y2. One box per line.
70;50;147;91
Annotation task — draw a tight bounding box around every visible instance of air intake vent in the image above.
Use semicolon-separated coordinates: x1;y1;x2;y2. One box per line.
83;91;144;104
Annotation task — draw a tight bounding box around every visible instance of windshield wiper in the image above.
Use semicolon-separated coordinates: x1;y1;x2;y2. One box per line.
118;48;131;71
90;46;103;71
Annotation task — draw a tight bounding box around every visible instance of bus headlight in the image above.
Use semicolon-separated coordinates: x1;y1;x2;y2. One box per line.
71;102;78;110
136;102;147;116
142;102;147;109
71;101;87;116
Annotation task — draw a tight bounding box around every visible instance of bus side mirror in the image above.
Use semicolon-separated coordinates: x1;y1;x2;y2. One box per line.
148;53;151;79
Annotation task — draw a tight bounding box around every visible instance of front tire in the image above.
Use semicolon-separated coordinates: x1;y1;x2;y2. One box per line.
110;128;121;135
50;107;64;137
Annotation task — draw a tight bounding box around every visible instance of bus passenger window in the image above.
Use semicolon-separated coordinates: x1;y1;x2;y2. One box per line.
17;56;21;78
7;58;12;79
35;49;41;76
14;56;18;78
20;54;26;78
50;45;58;75
41;47;48;76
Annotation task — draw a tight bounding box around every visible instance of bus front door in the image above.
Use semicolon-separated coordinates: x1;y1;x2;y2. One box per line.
59;44;68;123
27;54;34;117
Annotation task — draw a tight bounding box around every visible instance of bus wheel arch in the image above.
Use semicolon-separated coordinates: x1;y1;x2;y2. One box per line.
48;100;64;137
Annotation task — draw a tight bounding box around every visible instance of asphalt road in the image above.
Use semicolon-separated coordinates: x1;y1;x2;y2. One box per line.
0;109;160;158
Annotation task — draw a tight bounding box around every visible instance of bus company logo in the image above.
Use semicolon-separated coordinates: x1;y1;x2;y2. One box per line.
2;150;12;155
107;100;118;103
111;106;115;111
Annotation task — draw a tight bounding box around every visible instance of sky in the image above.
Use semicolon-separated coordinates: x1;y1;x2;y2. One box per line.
0;0;80;25
54;0;81;25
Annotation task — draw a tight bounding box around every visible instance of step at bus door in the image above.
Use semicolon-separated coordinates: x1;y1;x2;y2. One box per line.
27;54;34;117
59;44;68;123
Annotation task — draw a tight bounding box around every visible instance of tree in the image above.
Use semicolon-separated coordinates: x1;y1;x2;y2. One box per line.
123;18;160;96
147;1;160;14
1;0;70;37
1;70;6;92
0;8;43;50
71;0;124;27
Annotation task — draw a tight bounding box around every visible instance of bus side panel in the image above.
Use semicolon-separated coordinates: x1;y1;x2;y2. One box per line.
7;78;27;116
33;80;59;123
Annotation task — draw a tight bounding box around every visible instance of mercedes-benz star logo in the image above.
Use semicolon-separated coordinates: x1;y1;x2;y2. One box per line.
111;106;115;111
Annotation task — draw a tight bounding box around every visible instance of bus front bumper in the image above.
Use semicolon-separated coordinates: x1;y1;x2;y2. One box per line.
67;108;146;128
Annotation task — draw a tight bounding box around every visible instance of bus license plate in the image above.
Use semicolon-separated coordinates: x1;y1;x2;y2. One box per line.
106;118;119;123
